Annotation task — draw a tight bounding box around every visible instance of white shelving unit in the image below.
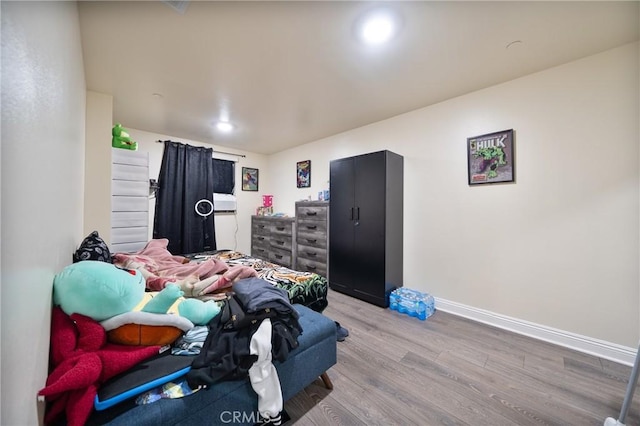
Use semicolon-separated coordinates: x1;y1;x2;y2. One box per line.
111;148;149;253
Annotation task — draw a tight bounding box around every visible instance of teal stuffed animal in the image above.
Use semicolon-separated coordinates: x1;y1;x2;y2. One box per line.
53;260;220;326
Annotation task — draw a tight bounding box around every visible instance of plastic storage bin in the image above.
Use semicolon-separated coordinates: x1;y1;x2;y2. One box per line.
389;288;435;320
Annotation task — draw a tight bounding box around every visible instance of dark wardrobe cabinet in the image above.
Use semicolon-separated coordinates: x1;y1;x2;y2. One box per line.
328;150;403;308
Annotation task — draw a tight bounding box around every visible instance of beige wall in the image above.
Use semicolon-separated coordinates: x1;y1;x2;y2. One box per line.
82;114;270;254
117;43;639;352
1;2;86;425
268;42;640;348
74;19;639;358
84;91;114;242
129;129;270;255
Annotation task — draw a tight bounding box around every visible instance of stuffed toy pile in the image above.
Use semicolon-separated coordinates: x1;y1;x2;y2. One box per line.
38;307;160;426
53;260;222;344
39;260;224;425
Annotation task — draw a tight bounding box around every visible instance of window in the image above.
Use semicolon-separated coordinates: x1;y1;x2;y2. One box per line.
212;158;237;212
212;158;235;194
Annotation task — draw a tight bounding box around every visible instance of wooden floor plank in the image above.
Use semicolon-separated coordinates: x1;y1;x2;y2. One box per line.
433;350;597;426
285;380;366;426
485;355;640;425
284;289;637;425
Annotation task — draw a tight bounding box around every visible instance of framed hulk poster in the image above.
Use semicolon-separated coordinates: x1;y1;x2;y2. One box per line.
467;129;515;185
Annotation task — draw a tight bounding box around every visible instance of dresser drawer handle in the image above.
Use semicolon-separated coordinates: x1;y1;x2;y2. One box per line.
307;265;317;270
307;252;317;257
258;225;265;229
258;236;265;241
275;240;284;245
276;227;285;231
306;225;317;230
306;212;317;216
275;254;283;259
307;239;317;243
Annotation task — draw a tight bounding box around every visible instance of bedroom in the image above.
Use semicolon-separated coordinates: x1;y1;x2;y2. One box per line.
1;1;639;425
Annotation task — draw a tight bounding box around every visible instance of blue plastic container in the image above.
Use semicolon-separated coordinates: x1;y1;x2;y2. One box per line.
389;288;435;320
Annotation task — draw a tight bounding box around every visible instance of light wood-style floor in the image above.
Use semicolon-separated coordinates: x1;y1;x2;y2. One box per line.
284;289;640;426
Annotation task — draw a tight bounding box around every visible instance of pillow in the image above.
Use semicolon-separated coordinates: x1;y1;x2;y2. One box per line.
73;231;113;263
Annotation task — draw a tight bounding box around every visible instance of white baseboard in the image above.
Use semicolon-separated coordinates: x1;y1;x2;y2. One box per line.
434;297;637;366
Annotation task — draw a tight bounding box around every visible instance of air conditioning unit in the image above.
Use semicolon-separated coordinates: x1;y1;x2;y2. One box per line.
213;193;237;212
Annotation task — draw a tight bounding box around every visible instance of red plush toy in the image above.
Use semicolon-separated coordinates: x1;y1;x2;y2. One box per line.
38;307;161;426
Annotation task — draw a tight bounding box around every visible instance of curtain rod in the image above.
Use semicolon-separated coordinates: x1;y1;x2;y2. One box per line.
156;139;246;158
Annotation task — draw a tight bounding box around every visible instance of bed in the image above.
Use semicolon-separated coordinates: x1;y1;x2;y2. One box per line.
107;238;328;314
48;237;335;425
184;250;328;313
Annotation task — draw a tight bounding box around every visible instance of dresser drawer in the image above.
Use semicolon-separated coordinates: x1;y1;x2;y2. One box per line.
269;247;292;268
297;229;327;249
297;244;326;262
271;222;293;237
252;219;271;236
297;205;327;222
297;219;327;235
252;245;270;261
252;234;270;249
270;235;293;251
296;257;327;277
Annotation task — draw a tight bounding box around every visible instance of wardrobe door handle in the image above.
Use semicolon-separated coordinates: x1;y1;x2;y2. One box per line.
350;208;354;220
356;207;360;220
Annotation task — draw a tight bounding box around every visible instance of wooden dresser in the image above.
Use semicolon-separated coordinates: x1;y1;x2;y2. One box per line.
251;216;296;268
295;201;329;278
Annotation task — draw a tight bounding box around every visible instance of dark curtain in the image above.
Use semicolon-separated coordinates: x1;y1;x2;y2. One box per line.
153;141;216;255
212;159;235;194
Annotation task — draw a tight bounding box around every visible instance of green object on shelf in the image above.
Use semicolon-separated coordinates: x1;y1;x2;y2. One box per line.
112;123;138;150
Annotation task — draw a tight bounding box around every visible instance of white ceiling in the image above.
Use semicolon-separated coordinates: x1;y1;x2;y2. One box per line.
79;1;639;155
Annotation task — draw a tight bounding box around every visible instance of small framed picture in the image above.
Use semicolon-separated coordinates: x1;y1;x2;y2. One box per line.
241;167;259;191
467;129;515;185
296;160;311;188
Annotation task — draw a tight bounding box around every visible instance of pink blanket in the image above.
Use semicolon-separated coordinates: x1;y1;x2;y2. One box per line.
113;239;252;297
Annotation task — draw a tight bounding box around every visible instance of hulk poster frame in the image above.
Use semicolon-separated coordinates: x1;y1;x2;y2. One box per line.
467;129;515;185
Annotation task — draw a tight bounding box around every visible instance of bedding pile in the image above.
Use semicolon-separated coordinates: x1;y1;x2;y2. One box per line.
192;250;329;312
112;239;256;298
111;240;328;311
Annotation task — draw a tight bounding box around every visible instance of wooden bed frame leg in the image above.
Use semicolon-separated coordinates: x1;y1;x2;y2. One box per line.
320;372;333;390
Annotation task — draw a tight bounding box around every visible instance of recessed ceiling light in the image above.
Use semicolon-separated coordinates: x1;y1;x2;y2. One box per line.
357;8;400;45
362;16;393;44
216;121;234;133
